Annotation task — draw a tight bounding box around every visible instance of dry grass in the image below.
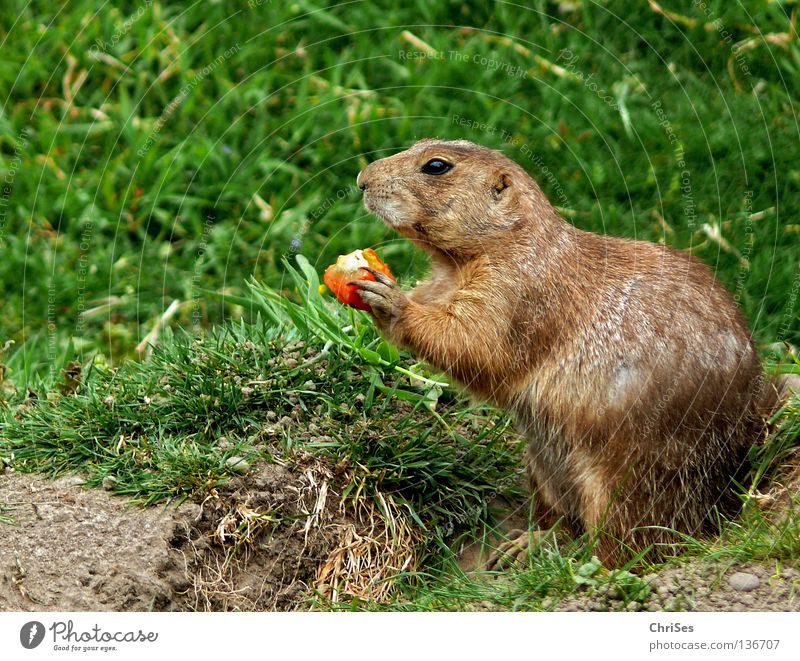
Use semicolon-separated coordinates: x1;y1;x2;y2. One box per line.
177;449;424;610
316;491;421;603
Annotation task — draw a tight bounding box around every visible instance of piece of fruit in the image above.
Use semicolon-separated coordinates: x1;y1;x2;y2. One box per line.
323;248;394;311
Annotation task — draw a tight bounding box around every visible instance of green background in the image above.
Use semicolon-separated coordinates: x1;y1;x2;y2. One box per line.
1;0;798;383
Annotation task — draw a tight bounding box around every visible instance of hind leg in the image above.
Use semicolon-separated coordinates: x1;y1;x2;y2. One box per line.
482;454;573;571
579;470;691;568
578;467;660;568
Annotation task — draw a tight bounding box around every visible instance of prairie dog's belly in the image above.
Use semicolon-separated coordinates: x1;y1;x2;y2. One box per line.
407;282;446;306
408;267;462;306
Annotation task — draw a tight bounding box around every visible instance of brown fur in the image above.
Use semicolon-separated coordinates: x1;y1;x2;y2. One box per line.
355;138;780;565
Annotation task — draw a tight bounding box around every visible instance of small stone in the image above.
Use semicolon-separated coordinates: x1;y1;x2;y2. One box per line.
225;456;250;473
266;410;277;422
54;475;86;488
727;572;759;592
101;475;117;491
626;601;640;612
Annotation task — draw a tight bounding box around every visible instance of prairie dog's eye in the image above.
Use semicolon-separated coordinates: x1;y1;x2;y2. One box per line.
420;158;453;175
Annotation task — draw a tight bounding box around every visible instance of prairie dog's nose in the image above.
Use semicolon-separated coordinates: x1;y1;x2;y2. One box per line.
357;169;368;191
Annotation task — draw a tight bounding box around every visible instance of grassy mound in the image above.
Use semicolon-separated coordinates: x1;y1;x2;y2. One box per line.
0;263;525;603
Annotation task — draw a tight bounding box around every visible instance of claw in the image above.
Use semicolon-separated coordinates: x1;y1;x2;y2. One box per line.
356;290;388;312
363;267;395;286
357;289;378;303
351;279;387;295
482;529;547;572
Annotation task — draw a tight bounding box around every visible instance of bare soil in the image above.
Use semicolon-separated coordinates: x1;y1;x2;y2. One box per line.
0;457;347;611
1;471;187;611
2;467;799;612
548;560;800;612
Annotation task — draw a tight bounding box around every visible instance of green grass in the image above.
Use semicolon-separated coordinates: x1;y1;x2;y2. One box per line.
1;0;799;610
0;502;14;525
0;271;524;562
0;1;798;383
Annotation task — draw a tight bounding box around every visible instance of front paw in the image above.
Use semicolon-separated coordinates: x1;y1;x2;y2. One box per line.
352;268;408;331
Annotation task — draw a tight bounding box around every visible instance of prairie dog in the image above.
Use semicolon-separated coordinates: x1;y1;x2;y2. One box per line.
354;138;778;565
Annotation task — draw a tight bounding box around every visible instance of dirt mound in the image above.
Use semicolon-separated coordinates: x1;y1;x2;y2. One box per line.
170;455;349;611
0;455;356;611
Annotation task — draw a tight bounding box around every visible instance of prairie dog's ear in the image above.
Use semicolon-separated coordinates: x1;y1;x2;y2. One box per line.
491;173;512;199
